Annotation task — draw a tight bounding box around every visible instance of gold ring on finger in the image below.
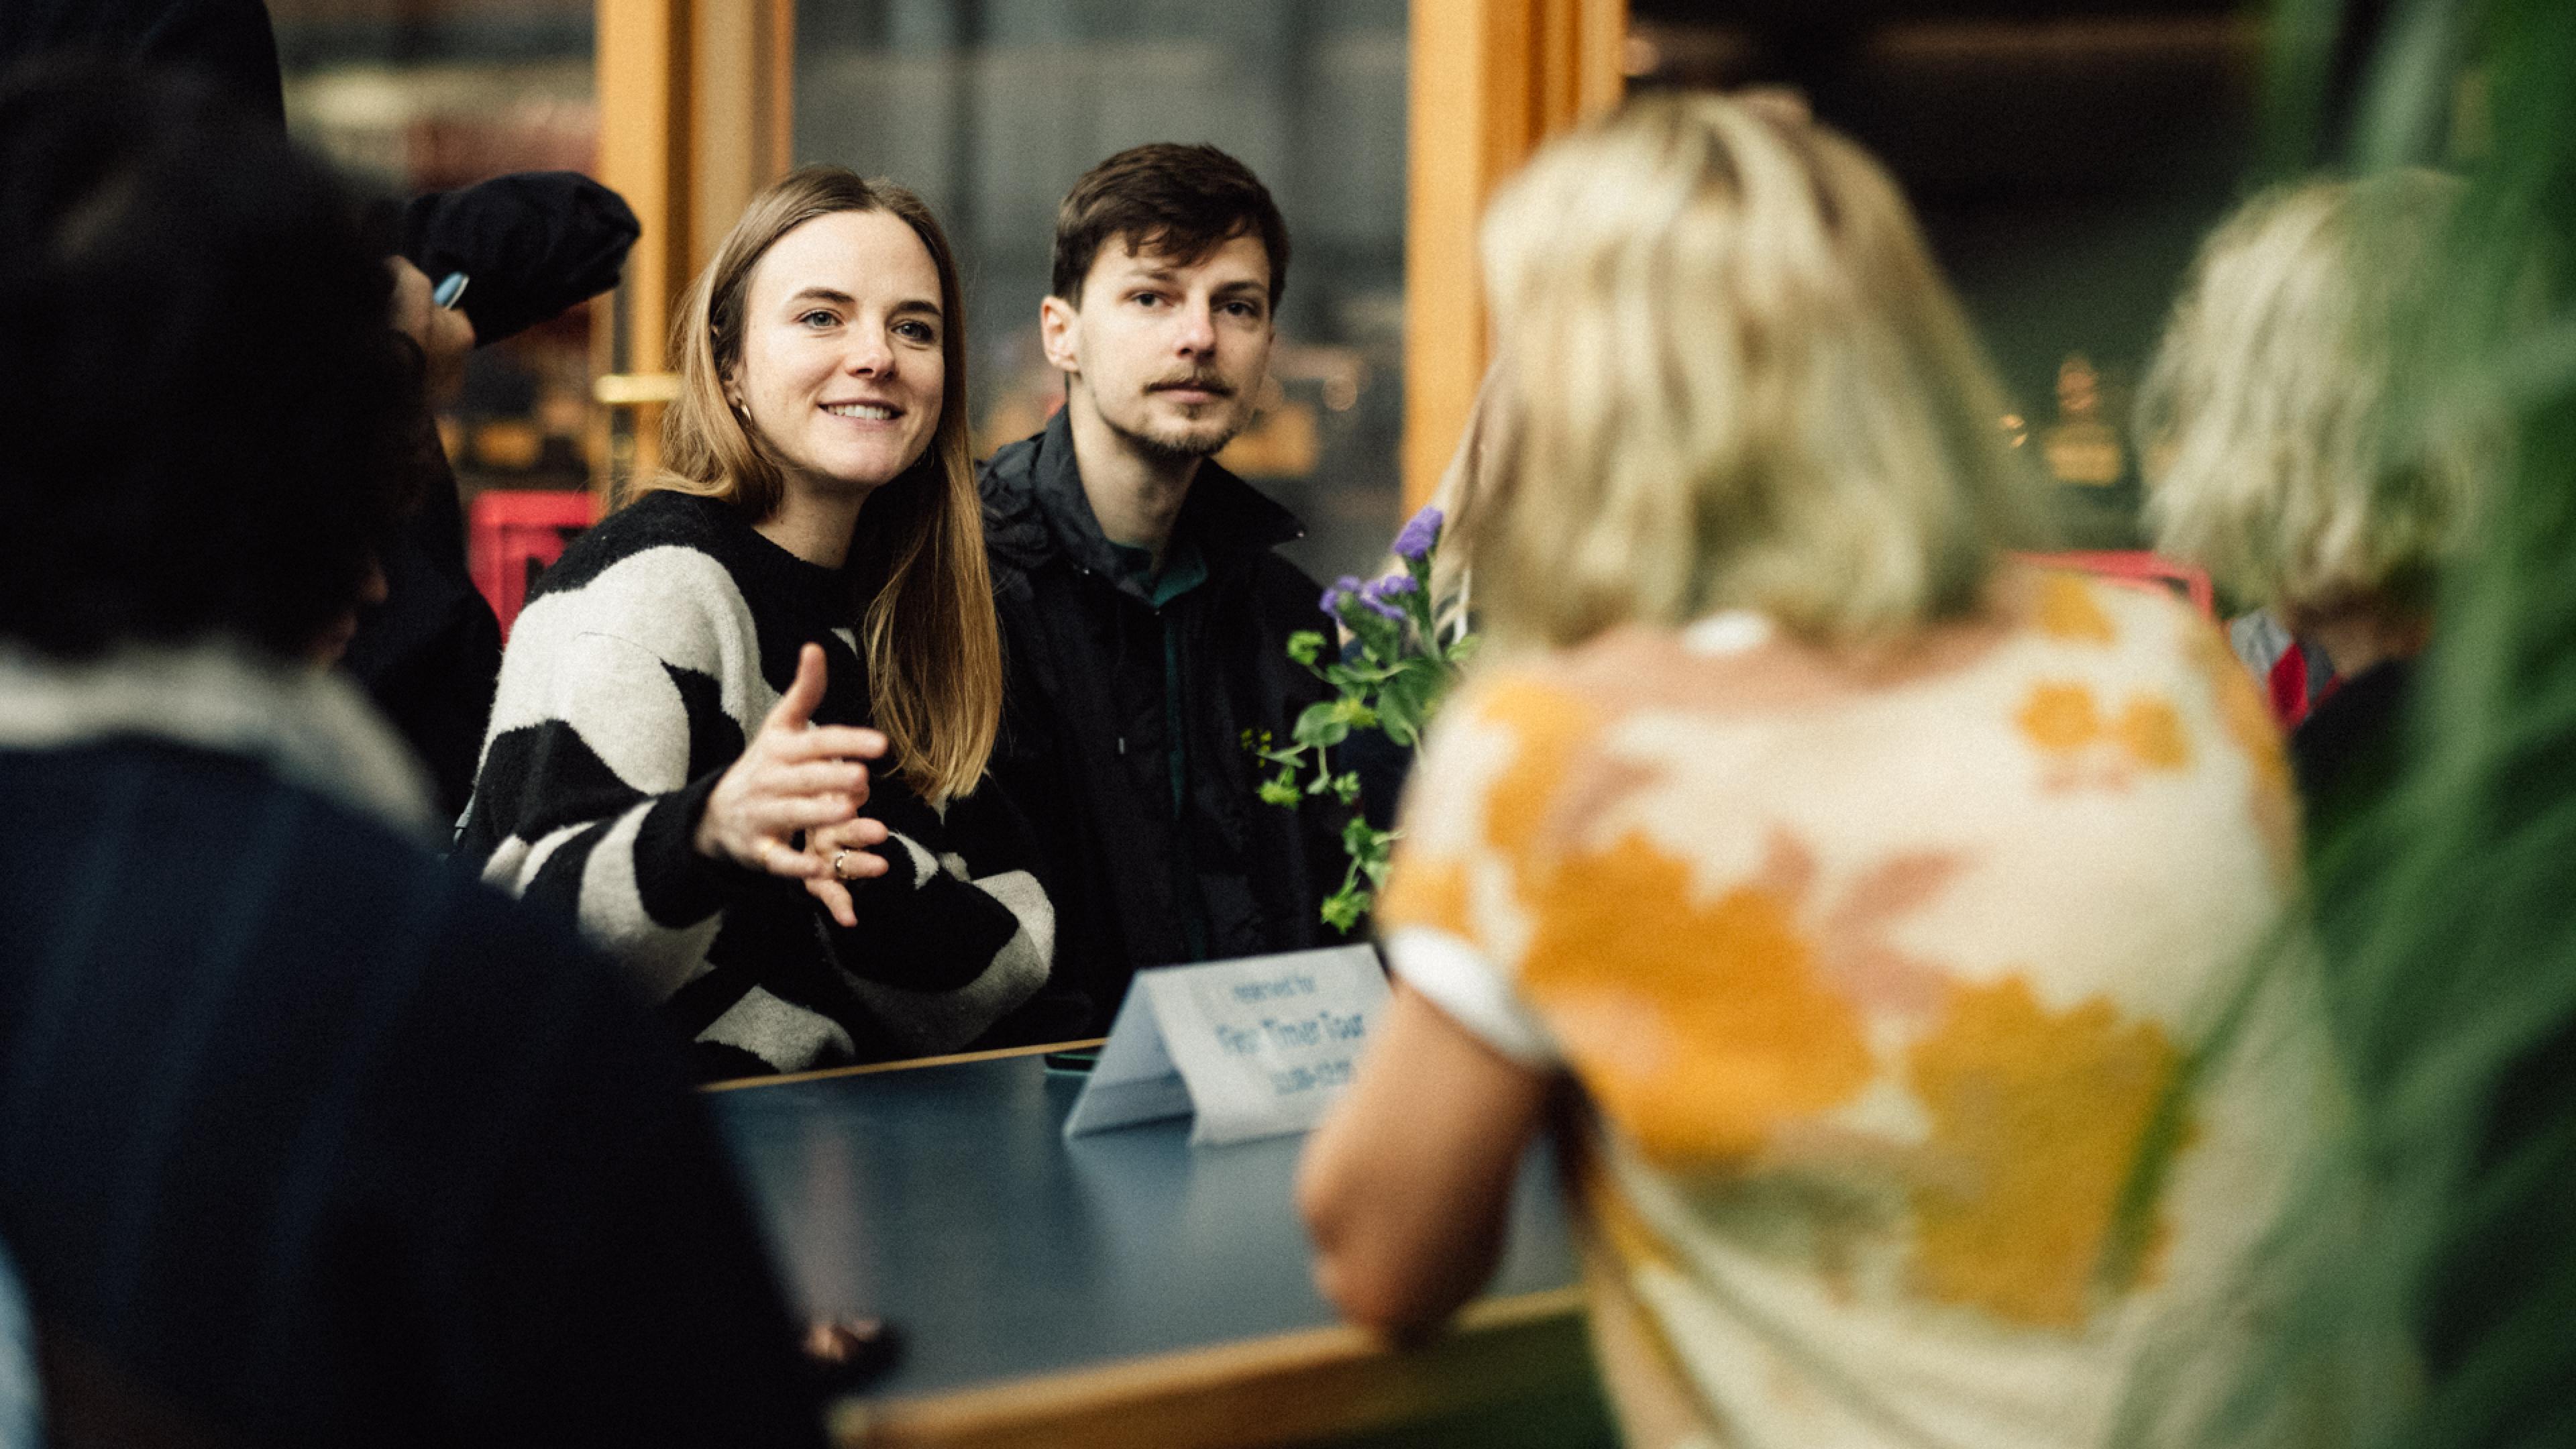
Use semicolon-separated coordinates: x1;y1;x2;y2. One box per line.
832;849;853;879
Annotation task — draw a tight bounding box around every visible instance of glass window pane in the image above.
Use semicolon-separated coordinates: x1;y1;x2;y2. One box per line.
795;0;1409;583
276;0;603;500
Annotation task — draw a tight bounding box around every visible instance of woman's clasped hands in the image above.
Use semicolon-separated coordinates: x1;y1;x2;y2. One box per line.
692;642;890;926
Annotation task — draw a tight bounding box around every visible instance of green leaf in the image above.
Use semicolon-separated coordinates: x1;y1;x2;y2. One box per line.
1292;700;1350;748
1401;580;1439;639
1286;630;1326;667
1375;661;1440;747
1258;777;1302;808
2349;0;2469;171
1347;608;1402;662
1378;698;1420;749
1325;659;1399;688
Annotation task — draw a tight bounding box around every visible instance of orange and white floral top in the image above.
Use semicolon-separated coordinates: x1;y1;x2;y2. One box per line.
1378;573;2326;1449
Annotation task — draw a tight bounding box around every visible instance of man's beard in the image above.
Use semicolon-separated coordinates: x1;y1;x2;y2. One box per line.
1115;376;1249;464
1116;411;1242;465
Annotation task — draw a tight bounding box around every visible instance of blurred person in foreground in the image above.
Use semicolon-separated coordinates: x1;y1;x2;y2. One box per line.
0;0;282;125
459;168;1069;1079
0;0;641;822
979;144;1345;1026
0;69;824;1447
1299;93;2330;1449
2137;170;2481;847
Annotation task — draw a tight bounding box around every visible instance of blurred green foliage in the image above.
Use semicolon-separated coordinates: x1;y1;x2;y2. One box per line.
2212;3;2576;1448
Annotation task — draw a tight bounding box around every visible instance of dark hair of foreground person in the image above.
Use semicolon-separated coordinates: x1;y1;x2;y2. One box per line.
0;68;824;1448
0;66;409;659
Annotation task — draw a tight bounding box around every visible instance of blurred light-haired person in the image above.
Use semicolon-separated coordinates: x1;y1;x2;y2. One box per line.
1301;93;2328;1449
0;68;822;1448
2138;169;2480;838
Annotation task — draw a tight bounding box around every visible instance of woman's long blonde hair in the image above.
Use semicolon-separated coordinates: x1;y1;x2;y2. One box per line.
1470;93;2043;651
647;166;1001;800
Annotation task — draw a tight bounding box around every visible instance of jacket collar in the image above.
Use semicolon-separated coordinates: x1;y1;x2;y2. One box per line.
0;639;437;837
987;407;1305;584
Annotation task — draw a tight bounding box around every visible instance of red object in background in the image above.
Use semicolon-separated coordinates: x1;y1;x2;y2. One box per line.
2015;550;2216;617
2265;641;2343;729
469;490;598;640
2269;644;2316;727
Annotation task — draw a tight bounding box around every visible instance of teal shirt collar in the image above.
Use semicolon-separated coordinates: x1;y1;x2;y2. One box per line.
1106;537;1208;608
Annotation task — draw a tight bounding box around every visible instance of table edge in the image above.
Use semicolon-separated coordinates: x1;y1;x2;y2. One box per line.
701;1038;1111;1093
831;1285;1591;1449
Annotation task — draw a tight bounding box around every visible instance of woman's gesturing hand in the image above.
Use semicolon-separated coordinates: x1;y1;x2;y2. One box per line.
803;814;892;928
694;643;889;879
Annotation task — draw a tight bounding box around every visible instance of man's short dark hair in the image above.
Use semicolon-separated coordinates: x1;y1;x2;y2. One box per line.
1049;143;1290;311
0;66;414;659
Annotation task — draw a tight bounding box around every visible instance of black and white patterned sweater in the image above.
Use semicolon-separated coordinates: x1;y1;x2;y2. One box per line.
456;489;1055;1078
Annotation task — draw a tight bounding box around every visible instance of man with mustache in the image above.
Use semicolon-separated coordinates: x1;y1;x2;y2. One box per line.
981;143;1346;1028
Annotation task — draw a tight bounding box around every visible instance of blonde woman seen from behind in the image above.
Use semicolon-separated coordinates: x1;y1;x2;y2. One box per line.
1299;94;2330;1449
2139;170;2478;838
460;168;1071;1078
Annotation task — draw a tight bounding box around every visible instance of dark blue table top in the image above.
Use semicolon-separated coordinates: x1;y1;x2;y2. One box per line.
710;1050;1577;1400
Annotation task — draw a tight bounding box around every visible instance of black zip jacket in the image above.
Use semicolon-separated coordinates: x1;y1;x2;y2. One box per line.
981;410;1351;1027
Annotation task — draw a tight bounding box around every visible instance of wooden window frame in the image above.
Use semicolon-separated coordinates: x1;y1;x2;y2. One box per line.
1405;0;1626;509
591;0;797;500
594;0;1623;515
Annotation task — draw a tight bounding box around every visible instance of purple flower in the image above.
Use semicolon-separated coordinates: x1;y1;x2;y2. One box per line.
1391;505;1444;563
1328;574;1413;626
1350;575;1411;621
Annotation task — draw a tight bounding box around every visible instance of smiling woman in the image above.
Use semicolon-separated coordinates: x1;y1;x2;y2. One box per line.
458;167;1083;1078
729;207;947;555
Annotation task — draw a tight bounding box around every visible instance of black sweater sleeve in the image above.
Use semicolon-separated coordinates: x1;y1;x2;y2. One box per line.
808;784;1057;1059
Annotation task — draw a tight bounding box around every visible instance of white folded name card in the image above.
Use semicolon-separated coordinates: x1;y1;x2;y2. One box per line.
1061;944;1390;1146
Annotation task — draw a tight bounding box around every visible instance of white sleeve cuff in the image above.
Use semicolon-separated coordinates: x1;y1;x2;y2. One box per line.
1383;926;1561;1068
